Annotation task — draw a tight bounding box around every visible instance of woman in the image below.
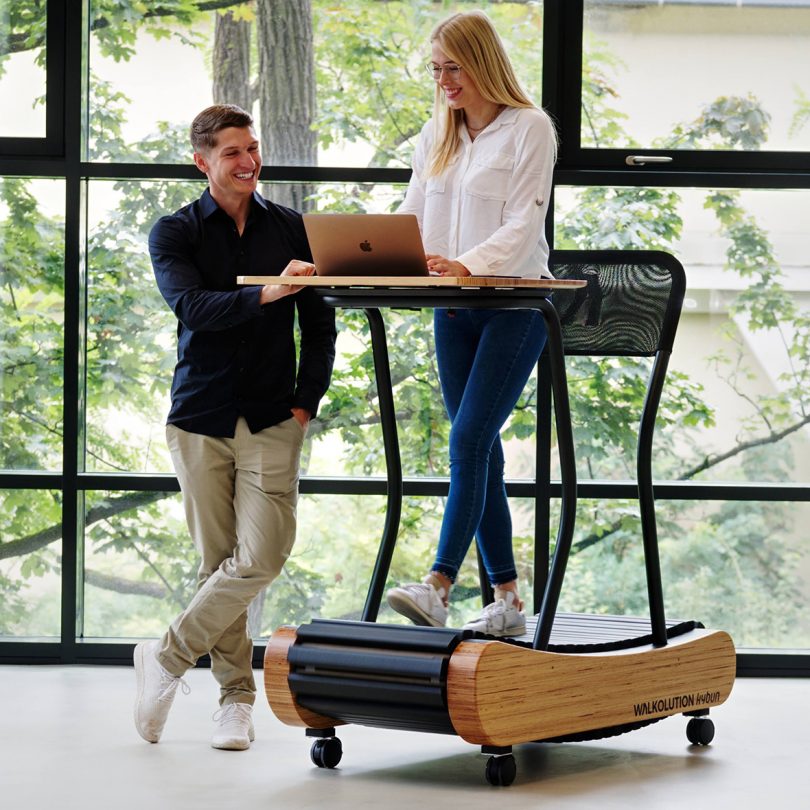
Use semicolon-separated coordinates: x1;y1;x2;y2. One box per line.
386;10;557;637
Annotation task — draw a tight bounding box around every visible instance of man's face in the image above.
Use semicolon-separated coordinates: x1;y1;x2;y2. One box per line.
193;126;261;204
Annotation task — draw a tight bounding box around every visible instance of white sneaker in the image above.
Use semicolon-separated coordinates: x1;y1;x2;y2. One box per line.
133;640;190;743
211;703;255;751
463;592;526;637
386;577;448;627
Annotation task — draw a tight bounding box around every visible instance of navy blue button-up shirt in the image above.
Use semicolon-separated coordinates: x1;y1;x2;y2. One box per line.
149;189;336;438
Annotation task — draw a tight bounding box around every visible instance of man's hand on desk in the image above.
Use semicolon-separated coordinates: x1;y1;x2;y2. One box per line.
259;259;316;305
426;254;471;277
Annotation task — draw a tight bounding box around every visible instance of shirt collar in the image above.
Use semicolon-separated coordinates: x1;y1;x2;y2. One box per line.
200;188;269;219
485;105;520;133
459;105;520;144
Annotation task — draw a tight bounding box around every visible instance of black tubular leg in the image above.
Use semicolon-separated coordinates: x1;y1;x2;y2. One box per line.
533;299;578;650
533;351;553;616
638;352;671;647
361;308;403;622
476;546;494;608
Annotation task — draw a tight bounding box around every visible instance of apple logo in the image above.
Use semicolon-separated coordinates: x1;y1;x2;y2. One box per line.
360;240;372;252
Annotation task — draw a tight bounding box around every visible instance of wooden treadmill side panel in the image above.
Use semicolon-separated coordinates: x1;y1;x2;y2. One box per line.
263;626;344;729
447;629;736;746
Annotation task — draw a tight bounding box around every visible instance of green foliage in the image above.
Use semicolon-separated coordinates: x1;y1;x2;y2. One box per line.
789;86;810;138
666;95;771;151
89;0;207;63
580;38;632;149
0;0;48;73
557;187;683;251
0;178;64;471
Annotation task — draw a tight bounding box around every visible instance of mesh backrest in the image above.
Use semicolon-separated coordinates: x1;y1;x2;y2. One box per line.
549;252;685;357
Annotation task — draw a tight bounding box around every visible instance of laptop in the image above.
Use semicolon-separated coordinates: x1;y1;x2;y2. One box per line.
303;213;429;277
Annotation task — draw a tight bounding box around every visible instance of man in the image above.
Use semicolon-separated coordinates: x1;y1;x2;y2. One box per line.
136;104;336;750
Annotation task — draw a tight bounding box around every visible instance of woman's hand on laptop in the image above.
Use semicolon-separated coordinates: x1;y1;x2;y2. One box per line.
426;254;471;277
259;259;316;304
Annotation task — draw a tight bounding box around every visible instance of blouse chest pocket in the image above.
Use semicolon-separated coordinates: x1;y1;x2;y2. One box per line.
425;175;446;196
464;151;515;201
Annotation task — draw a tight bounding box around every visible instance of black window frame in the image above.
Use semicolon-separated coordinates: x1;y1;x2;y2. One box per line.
0;0;808;676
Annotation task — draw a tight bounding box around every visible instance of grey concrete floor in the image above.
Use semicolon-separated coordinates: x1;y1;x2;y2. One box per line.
1;664;808;809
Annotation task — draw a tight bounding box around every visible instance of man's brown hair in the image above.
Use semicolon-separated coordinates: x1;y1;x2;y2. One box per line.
190;104;254;152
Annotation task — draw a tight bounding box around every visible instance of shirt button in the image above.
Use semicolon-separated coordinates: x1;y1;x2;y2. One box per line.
535;198;543;206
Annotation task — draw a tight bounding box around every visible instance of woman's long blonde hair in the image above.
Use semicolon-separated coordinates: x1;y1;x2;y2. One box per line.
426;11;539;177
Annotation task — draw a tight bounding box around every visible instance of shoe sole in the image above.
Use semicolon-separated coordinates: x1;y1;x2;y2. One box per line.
133;642;159;744
463;621;527;638
212;723;254;751
211;738;251;751
387;592;445;628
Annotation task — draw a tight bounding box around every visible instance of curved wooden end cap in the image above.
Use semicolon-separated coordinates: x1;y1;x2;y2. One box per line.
447;629;737;747
263;626;342;729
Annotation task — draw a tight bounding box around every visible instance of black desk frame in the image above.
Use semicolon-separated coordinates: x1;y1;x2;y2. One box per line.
316;286;577;651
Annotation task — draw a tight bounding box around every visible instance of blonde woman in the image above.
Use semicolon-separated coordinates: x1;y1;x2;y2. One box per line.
386;11;557;637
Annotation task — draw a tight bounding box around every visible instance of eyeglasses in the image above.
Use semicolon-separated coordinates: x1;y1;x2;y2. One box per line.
425;62;462;81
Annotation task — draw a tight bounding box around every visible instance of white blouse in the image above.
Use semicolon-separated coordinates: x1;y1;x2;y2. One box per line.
399;106;556;279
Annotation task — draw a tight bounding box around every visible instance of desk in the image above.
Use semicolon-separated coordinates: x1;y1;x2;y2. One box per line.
238;275;586;650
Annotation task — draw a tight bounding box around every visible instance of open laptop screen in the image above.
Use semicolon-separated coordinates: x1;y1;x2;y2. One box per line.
303;214;429;277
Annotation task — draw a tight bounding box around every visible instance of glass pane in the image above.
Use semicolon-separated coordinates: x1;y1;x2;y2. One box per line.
554;185;810;485
84;179;192;474
0;489;61;639
87;0;543;165
0;3;47;138
81;491;534;639
82;490;193;639
558;498;810;651
582;2;810;152
0;177;65;471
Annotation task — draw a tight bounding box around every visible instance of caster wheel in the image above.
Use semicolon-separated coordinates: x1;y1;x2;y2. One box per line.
310;736;343;768
686;717;715;746
485;754;517;787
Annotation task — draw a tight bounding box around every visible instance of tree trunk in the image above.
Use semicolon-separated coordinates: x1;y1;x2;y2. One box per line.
256;0;316;211
212;9;253;111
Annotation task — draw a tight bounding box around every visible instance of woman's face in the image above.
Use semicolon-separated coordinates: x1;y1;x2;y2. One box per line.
430;42;486;113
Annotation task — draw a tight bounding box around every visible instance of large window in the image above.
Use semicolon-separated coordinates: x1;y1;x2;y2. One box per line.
1;0;808;672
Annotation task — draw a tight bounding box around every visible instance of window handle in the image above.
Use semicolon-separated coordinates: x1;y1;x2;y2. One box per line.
625;155;674;166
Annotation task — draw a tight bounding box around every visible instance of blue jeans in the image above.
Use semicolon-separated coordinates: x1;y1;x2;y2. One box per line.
432;307;548;586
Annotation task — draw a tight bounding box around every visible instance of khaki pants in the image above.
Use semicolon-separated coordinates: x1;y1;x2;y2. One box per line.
159;416;305;706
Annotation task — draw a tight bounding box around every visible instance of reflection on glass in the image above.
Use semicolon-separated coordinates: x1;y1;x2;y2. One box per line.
0;5;47;137
582;2;810;151
555;185;810;486
558;498;810;651
0;489;61;639
87;1;543;165
0;177;65;471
